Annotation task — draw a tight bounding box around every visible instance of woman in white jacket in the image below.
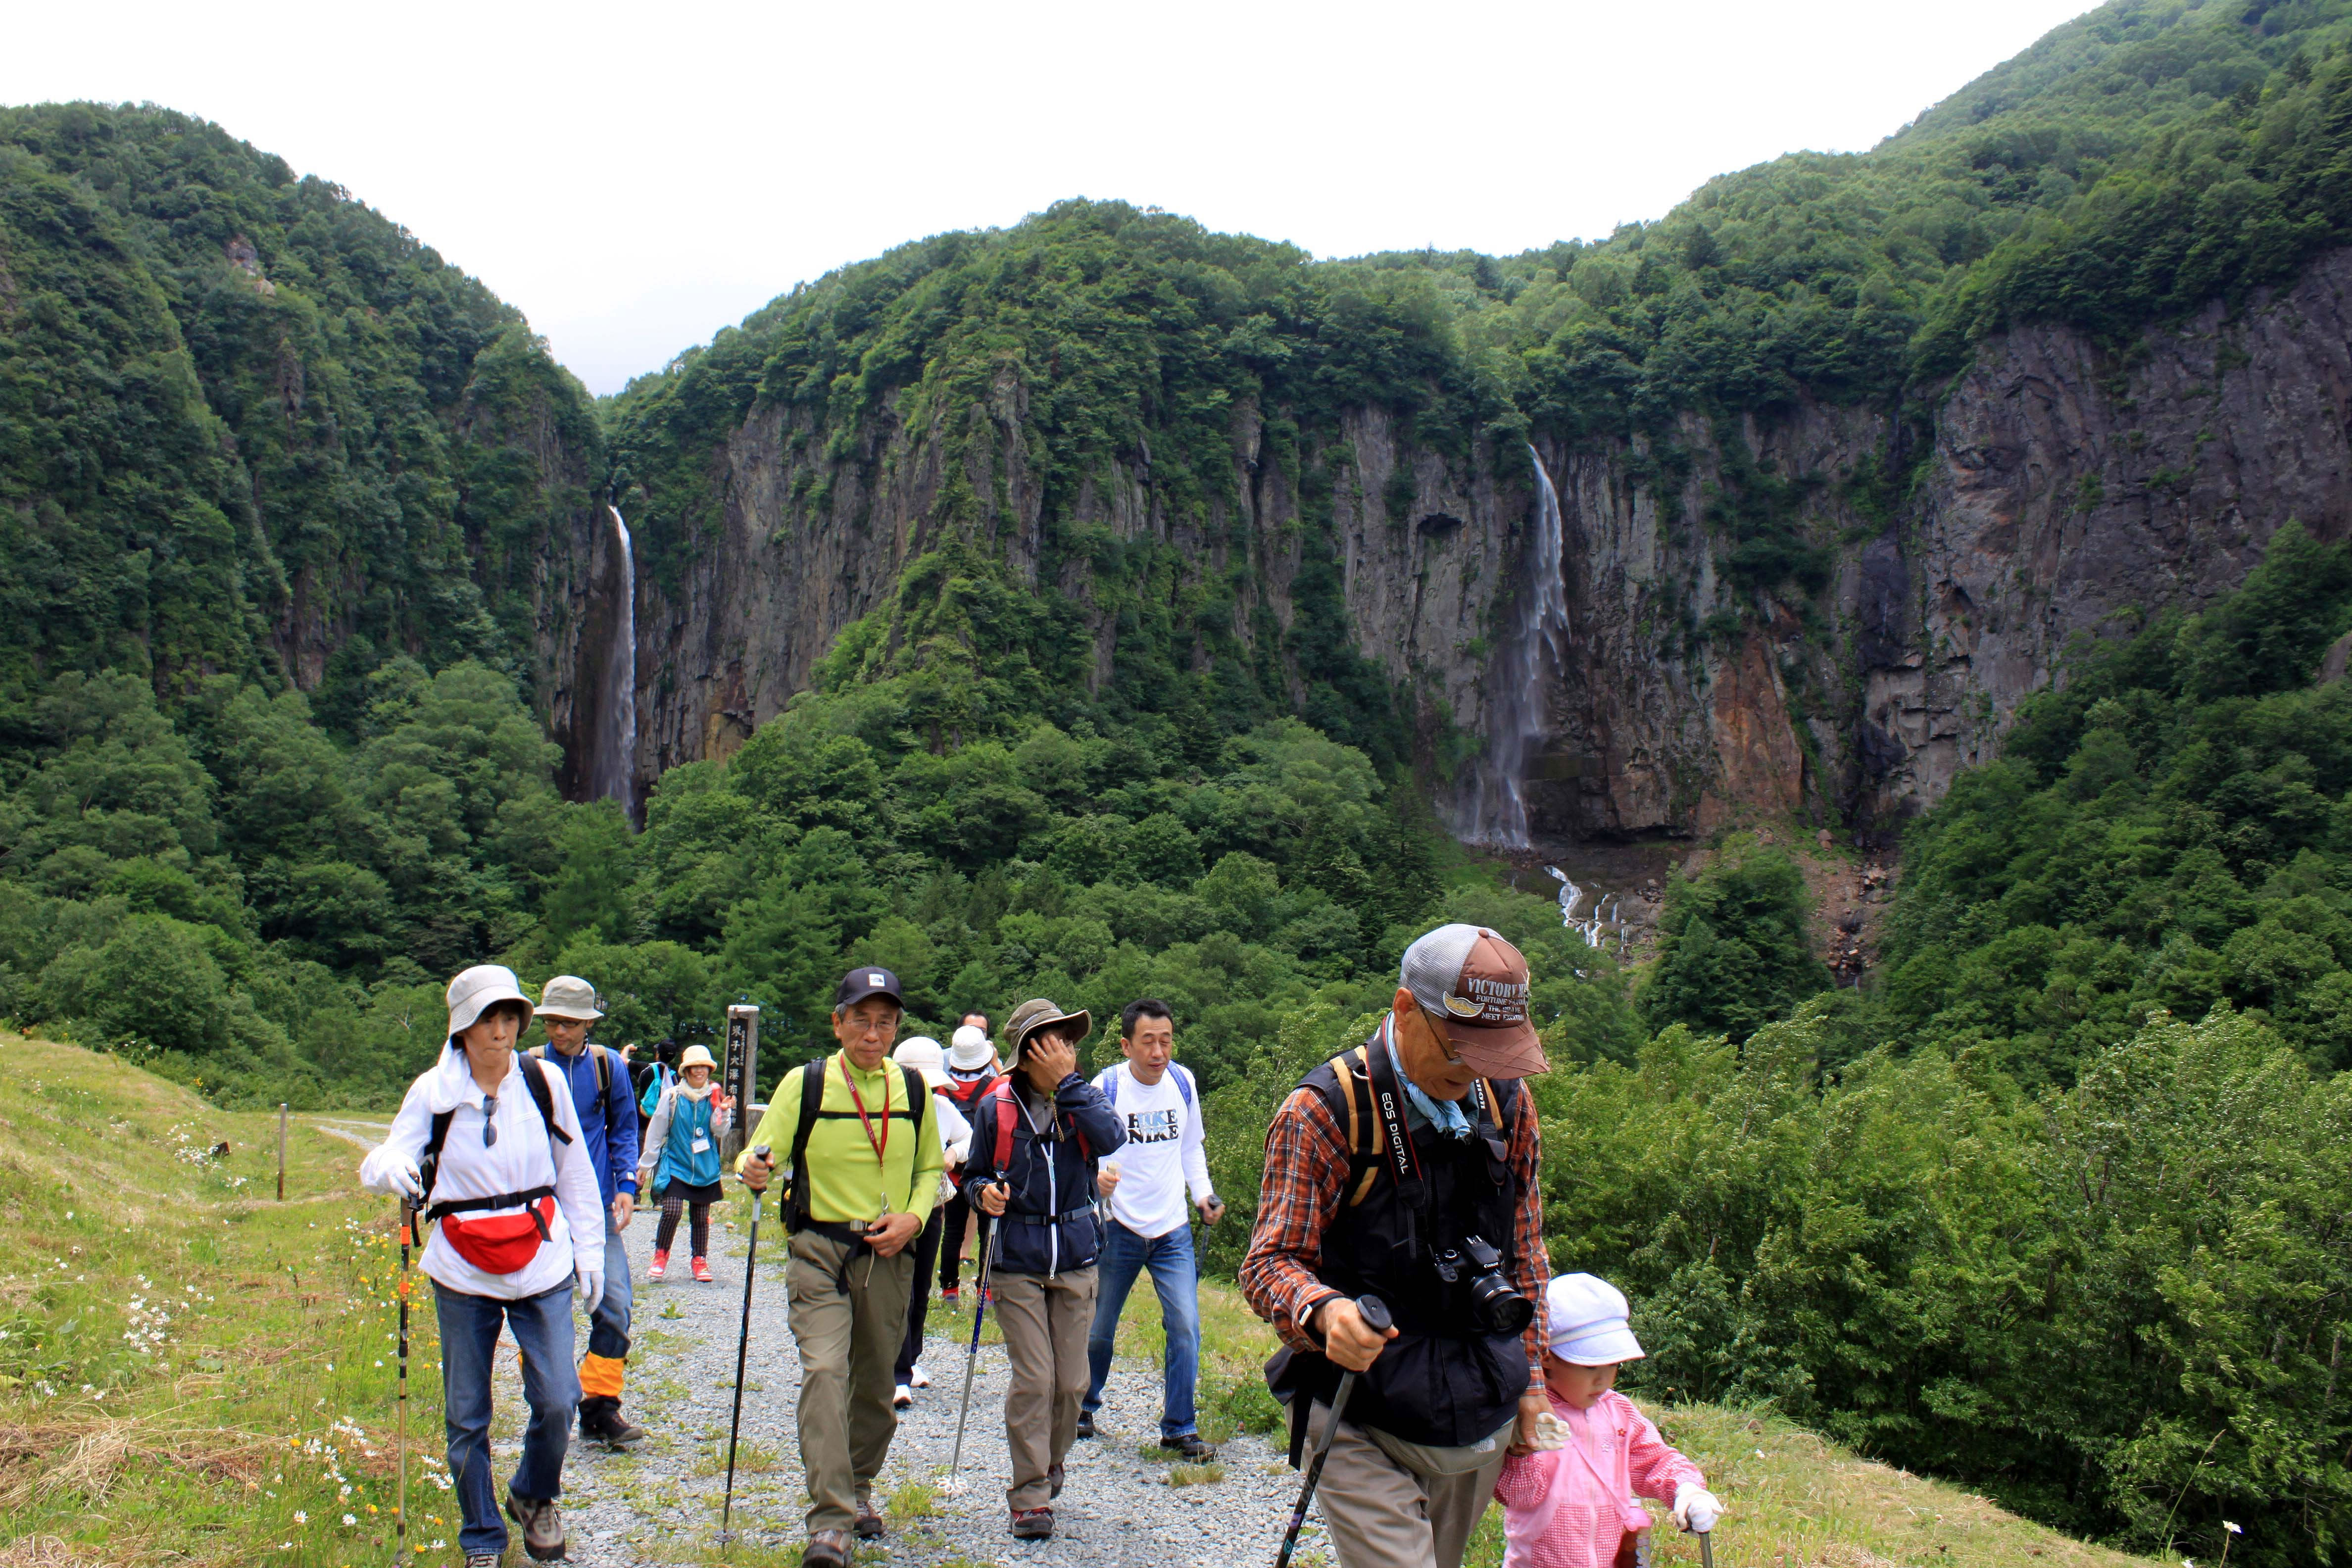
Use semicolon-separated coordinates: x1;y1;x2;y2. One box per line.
361;966;604;1568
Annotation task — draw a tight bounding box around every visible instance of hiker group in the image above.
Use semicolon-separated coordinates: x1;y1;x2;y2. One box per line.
359;921;1723;1568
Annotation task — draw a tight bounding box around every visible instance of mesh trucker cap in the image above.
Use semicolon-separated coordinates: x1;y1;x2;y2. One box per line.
1399;923;1549;1078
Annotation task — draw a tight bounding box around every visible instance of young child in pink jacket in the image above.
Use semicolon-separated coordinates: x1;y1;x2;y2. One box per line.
1493;1273;1725;1568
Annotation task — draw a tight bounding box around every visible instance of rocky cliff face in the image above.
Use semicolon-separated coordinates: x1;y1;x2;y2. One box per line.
607;247;2352;839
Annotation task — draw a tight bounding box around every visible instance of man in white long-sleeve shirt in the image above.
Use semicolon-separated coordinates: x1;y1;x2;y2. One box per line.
1078;999;1225;1459
360;966;606;1568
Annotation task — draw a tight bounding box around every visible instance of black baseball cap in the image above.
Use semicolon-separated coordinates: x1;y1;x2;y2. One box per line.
834;966;905;1012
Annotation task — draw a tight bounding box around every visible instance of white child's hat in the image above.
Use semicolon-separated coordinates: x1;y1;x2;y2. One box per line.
1546;1273;1645;1366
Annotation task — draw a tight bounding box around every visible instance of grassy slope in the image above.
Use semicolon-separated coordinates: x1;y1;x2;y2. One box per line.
0;1035;2160;1568
0;1032;448;1567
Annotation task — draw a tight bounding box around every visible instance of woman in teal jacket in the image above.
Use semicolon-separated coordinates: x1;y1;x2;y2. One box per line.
633;1044;733;1282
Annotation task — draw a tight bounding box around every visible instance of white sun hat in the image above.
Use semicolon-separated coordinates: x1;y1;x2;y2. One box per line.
1546;1273;1646;1366
893;1036;950;1089
946;1024;996;1072
445;965;534;1044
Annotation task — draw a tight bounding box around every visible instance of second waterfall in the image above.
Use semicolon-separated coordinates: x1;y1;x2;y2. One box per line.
590;504;637;808
1458;446;1570;848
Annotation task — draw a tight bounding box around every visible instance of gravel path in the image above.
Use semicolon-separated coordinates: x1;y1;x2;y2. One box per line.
475;1203;1327;1567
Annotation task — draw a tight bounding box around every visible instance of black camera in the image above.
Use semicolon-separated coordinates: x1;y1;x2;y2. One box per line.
1433;1234;1532;1337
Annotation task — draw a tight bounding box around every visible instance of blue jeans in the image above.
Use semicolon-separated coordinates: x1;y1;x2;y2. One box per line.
1081;1218;1200;1438
588;1213;632;1363
436;1280;579;1559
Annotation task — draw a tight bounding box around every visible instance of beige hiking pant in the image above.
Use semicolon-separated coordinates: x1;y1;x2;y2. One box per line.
991;1266;1097;1510
784;1228;915;1534
1304;1400;1510;1568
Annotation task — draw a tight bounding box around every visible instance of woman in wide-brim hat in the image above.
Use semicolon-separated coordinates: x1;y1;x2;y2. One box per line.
359;965;604;1568
635;1043;732;1283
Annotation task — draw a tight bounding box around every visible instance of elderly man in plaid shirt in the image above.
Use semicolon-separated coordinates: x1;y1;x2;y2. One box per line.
1241;924;1554;1568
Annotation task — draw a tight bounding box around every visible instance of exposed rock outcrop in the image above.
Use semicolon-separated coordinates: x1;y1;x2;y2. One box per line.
602;249;2352;837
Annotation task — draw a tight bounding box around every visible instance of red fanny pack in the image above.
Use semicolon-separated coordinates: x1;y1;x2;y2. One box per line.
439;1196;556;1275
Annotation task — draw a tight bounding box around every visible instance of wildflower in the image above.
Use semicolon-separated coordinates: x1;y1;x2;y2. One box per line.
2225;1523;2243;1536
342;1513;356;1526
294;1512;307;1525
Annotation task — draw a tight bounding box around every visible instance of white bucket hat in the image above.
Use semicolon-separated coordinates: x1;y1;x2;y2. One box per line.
678;1044;717;1072
946;1024;996;1072
445;965;534;1044
893;1036;950;1089
1546;1273;1645;1366
536;975;603;1021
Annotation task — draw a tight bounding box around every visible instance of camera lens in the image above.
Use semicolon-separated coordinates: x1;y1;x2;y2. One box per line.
1468;1269;1534;1336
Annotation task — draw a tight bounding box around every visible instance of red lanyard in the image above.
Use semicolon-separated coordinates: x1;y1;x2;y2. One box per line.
840;1054;892;1172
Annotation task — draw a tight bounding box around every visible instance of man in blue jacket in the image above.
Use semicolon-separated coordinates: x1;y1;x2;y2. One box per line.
531;975;645;1447
968;999;1125;1542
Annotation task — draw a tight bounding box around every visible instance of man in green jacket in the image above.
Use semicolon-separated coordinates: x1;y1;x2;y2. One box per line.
739;968;944;1568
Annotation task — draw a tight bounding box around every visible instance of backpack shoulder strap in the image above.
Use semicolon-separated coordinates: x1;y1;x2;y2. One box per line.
522;1056;571;1149
780;1061;829;1232
592;1045;611;1097
1104;1066;1121;1111
1322;1047;1379;1207
420;1108;456;1206
1174;1063;1195;1111
989;1076;1019;1174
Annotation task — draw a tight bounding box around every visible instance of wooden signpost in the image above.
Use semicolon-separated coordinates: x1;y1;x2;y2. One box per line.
722;1005;759;1166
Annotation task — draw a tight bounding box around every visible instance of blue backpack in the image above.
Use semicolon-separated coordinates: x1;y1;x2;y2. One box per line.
1102;1063;1194;1113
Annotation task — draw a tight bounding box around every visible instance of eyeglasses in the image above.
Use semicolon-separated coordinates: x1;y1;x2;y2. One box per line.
481;1092;499;1148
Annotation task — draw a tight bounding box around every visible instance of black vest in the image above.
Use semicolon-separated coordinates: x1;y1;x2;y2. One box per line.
1268;1036;1529;1450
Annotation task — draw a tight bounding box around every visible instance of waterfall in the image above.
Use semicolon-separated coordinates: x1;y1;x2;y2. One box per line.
590;504;637;808
1459;446;1570;847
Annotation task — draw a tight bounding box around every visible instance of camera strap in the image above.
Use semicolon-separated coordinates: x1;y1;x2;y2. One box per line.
1361;1020;1431;1272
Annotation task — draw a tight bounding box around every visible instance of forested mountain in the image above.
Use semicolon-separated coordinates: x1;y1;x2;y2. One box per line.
9;2;2352;1560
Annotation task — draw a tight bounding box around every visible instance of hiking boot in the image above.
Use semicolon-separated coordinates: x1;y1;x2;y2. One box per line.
1049;1461;1064;1499
1075;1410;1095;1439
801;1528;851;1567
691;1255;714;1283
579;1395;645;1447
892;1382;913;1410
466;1556;500;1568
1161;1431;1217;1461
939;1283;960;1305
910;1362;930;1388
1010;1506;1055;1539
853;1492;886;1539
648;1248;669;1280
504;1489;567;1562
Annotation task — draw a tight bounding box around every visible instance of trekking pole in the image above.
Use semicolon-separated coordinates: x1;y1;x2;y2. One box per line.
1273;1294;1392;1568
719;1145;769;1554
942;1215;997;1495
395;1198;414;1564
1699;1530;1715;1568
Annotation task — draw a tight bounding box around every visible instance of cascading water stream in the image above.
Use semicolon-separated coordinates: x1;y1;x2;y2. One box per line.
589;504;637;808
1459;446;1570;847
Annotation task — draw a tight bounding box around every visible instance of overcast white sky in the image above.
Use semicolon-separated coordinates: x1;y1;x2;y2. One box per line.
7;0;2094;395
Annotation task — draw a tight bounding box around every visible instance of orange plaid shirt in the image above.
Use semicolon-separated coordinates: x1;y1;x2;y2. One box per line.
1238;1065;1550;1390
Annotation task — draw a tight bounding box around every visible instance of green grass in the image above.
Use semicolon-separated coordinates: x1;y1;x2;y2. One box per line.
0;1035;2170;1568
0;1032;463;1566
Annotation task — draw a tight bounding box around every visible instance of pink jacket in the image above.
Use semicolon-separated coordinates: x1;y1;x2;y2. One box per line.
1493;1388;1707;1568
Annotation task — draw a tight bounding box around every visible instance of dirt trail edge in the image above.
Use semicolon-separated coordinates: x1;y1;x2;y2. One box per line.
485;1203;1318;1567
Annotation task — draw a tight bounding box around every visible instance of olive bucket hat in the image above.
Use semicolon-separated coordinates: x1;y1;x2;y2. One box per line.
1004;997;1092;1058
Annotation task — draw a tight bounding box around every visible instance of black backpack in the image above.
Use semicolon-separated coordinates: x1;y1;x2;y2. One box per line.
411;1055;572;1240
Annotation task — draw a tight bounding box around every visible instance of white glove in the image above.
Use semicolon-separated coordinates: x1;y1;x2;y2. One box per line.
1673;1483;1723;1534
574;1264;603;1307
361;1144;423;1200
1530;1411;1567;1451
